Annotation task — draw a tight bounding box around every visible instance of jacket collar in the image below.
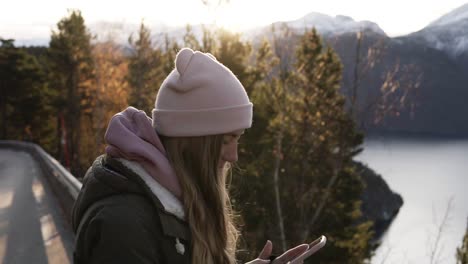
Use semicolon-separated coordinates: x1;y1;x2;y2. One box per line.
115;158;186;220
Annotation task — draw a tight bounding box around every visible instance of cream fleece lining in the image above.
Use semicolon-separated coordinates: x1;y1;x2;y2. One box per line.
116;158;186;220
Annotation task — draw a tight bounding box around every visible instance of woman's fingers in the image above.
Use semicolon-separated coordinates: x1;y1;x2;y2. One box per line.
258;240;273;259
245;258;272;264
256;241;309;264
274;244;309;263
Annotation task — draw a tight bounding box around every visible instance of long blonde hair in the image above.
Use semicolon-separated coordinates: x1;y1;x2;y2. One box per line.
160;134;239;264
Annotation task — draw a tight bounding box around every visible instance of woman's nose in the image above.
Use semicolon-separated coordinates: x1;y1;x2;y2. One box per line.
224;146;238;163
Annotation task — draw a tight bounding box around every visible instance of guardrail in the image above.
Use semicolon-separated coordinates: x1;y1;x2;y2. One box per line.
0;140;82;224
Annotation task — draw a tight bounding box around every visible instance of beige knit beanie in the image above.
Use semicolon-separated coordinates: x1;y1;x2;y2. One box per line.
152;48;253;137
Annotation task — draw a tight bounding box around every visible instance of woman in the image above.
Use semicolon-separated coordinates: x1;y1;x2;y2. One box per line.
72;48;308;263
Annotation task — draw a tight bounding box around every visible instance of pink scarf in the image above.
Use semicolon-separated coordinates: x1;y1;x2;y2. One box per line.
104;107;182;198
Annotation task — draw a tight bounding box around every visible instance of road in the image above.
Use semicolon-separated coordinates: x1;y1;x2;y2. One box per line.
0;149;74;264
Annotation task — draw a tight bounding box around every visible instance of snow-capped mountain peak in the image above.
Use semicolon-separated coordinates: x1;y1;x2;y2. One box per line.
285;12;386;36
411;3;468;57
428;3;468;27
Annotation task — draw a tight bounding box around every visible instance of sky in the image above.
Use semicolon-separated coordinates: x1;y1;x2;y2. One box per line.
1;0;467;45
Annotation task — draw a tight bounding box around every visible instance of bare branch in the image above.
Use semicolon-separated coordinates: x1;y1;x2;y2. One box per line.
428;197;455;264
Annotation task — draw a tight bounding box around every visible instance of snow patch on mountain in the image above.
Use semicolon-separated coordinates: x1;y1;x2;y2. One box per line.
284;12;386;36
428;3;468;27
413;3;468;57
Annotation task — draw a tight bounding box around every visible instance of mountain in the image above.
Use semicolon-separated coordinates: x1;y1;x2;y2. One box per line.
89;21;181;44
284;12;386;36
429;3;468;27
244;12;386;40
345;5;468;136
407;3;468;58
246;6;468;136
328;31;468;136
89;21;217;50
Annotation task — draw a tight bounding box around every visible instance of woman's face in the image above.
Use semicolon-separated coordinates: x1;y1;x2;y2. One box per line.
218;129;245;169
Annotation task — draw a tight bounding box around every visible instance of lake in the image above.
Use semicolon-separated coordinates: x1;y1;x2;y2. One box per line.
356;136;468;264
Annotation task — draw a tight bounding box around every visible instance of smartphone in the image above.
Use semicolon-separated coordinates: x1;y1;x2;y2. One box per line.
288;235;326;264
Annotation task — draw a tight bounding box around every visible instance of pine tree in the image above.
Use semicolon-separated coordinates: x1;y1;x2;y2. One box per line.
0;39;20;139
161;33;180;76
231;39;286;260
212;29;252;93
183;24;201;50
127;22;163;114
285;28;373;263
48;10;95;174
83;40;129;168
0;39;49;142
233;27;374;263
201;25;215;52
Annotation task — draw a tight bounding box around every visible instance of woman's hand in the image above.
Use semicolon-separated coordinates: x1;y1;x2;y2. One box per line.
245;240;309;264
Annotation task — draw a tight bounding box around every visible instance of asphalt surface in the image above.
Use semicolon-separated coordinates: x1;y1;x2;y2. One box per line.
0;149;74;264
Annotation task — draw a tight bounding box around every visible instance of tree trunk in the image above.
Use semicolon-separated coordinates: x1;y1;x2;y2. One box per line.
0;80;6;139
56;114;62;162
302;154;343;241
351;31;362;122
74;111;82;175
273;131;287;251
67;64;79;174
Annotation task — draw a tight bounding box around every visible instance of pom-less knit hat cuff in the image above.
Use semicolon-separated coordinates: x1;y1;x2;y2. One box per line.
152;103;253;137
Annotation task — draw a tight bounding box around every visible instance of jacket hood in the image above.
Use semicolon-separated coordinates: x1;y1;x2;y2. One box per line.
105;106;182;198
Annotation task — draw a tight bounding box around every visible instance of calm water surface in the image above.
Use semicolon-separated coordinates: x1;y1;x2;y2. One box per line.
356;137;468;264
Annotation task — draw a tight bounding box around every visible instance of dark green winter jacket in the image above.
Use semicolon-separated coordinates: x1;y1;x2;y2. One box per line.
72;155;192;264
